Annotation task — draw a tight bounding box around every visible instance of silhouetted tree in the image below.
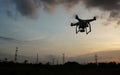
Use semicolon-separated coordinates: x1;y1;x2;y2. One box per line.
3;58;8;63
24;60;28;64
64;61;80;66
45;62;50;66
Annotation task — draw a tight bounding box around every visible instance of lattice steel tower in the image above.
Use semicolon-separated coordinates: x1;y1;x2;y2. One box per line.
15;47;18;62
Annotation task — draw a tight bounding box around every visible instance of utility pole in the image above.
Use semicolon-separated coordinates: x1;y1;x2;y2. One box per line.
52;58;55;65
95;54;98;65
63;53;65;64
56;59;59;65
15;47;18;62
36;53;38;64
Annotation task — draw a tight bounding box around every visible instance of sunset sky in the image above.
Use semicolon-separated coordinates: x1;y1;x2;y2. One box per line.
0;0;120;63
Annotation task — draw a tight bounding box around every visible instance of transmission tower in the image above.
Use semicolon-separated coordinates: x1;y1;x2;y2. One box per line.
14;47;18;62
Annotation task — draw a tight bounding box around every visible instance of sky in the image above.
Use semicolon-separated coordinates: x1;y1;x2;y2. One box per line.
0;0;120;63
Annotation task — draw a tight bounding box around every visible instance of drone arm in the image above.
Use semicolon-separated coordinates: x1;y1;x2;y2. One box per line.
75;15;82;22
76;18;81;21
71;22;79;26
84;18;96;23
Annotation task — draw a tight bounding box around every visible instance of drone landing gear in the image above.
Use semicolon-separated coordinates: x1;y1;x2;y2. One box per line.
86;24;91;34
75;24;91;34
76;26;78;34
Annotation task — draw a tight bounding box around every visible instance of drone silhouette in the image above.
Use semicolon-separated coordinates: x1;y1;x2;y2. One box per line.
71;15;96;34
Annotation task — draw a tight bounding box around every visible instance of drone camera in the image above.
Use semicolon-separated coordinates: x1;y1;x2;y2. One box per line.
80;28;85;32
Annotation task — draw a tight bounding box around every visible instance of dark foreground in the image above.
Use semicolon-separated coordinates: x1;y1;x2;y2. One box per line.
1;62;120;75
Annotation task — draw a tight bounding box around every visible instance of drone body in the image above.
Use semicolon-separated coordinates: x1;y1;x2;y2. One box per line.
71;15;96;34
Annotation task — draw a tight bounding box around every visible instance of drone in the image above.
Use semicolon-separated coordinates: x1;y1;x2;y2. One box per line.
71;15;96;34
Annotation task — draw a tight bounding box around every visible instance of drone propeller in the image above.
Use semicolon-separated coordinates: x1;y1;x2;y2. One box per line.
72;14;79;18
94;16;99;20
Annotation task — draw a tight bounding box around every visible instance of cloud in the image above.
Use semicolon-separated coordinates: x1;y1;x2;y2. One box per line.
117;21;120;25
1;0;120;25
13;0;80;16
0;36;23;43
81;0;120;25
82;0;120;11
41;0;80;11
0;36;16;41
13;0;39;18
4;0;81;17
41;0;57;13
61;0;80;11
13;0;120;20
